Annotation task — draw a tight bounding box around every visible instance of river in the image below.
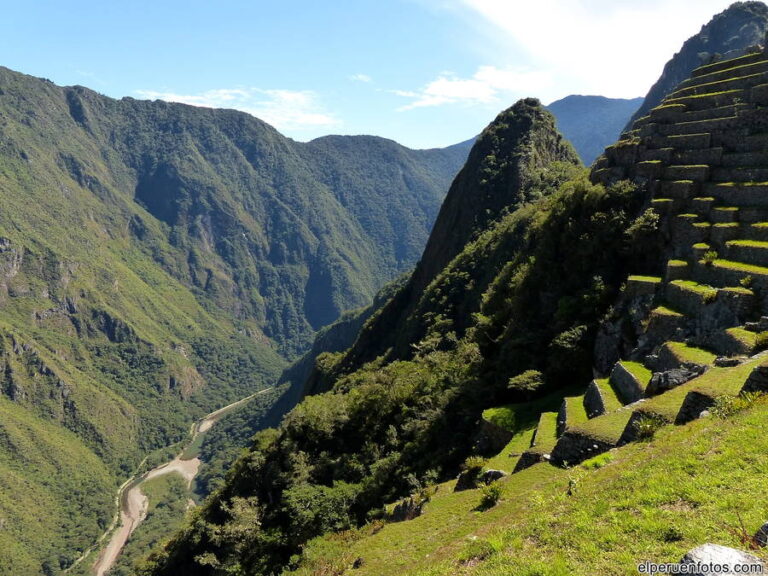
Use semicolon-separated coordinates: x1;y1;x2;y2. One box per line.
78;388;271;576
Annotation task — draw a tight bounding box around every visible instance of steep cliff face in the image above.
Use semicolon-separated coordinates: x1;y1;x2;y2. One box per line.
627;1;768;128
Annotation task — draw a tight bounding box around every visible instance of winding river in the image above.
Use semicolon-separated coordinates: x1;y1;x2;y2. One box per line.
80;388;271;576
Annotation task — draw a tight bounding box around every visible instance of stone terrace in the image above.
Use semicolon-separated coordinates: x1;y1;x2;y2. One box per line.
510;48;768;471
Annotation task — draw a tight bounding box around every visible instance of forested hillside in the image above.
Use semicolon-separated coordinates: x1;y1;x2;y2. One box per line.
142;98;657;576
0;65;468;575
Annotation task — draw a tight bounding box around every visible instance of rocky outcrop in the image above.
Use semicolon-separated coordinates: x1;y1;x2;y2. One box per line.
627;2;768;128
678;544;765;574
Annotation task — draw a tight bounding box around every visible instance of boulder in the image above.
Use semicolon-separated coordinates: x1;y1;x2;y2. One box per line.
646;368;701;396
714;356;746;368
454;469;480;492
480;469;507;484
742;362;768;393
679;544;765;575
755;522;768;547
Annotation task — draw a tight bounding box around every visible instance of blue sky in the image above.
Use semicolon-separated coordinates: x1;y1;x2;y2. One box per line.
0;0;740;148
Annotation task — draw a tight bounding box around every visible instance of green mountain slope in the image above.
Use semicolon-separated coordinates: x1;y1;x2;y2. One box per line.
0;65;468;574
140;98;656;576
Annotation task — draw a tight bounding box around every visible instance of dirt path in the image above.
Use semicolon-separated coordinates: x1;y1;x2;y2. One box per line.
87;388;271;576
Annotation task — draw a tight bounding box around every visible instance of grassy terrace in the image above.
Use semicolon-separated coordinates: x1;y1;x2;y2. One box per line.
531;412;559;454
669;279;718;299
712;259;768;276
294;378;768;576
621;361;653;386
651;306;684;318
563;396;588;429
568;409;634;445
593;378;624;413
662;341;717;366
636;358;759;421
727;239;768;248
627;275;662;283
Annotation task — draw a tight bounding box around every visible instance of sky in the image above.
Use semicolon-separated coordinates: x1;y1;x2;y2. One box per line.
0;0;744;148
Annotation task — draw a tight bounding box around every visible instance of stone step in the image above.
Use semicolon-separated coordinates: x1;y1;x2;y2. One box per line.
655;341;717;372
649;103;687;122
714;132;768;152
726;239;768;267
665;279;718;316
695;258;768;295
653;116;740;136
672;147;723;166
550;410;633;467
660;179;700;199
710;222;741;247
625;275;662;298
644;305;687;346
680;59;768;89
665;259;690;282
690;197;715;216
744;222;768;242
711;206;740;223
679;103;751;123
669;71;767;99
671;215;710;258
703;183;768;207
665;89;748;112
713;327;759;356
663;164;710;181
720;151;768;167
654;132;711;150
691;52;767;78
711;167;768;182
583;378;624;418
609;361;651;404
556;396;589;436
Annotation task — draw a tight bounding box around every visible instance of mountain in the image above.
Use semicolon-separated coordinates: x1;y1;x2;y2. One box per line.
627;1;768;128
0;65;470;575
322;98;582;382
141;98;651;576
546;95;643;165
144;39;768;576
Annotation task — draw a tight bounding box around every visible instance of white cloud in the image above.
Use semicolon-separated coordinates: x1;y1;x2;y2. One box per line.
395;65;554;110
135;87;339;132
350;73;373;83
455;0;737;100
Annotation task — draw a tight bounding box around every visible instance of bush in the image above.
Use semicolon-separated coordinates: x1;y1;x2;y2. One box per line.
702;250;718;266
479;481;503;509
507;370;544;395
632;414;665;440
711;392;763;419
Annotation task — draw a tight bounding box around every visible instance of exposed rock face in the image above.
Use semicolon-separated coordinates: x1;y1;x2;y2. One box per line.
679;544;765;574
627;1;768;128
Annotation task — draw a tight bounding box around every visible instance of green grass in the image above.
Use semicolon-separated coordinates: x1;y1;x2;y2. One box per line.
669;280;718;299
593;378;623;412
568;409;633;445
621;361;652;386
627;275;662;283
725;327;757;350
713;259;768;276
727;239;768;248
291;376;768;576
662;342;717;367
692;242;710;249
563;396;588;429
666;260;688;268
651;306;683;318
531;412;559;453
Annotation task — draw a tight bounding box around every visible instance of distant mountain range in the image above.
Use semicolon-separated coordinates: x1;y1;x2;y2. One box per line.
546;95;643;165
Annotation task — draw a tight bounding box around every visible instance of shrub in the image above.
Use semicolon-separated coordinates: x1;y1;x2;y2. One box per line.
457;537;498;566
702;250;718;266
507;370;544;395
711;392;763;419
479;481;503;509
740;275;754;288
632;413;665;440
